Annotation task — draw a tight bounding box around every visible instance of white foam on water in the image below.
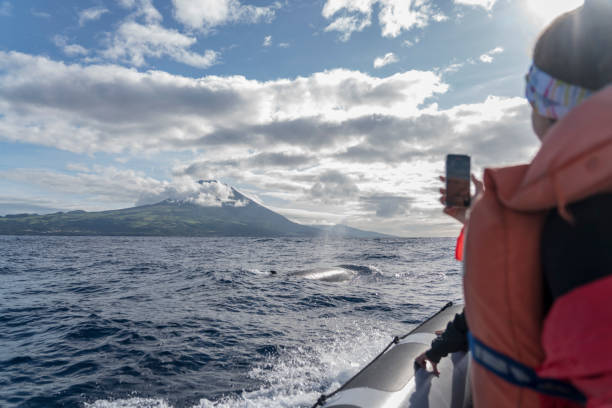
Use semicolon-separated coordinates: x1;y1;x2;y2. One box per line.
197;321;391;408
85;320;393;408
85;398;172;408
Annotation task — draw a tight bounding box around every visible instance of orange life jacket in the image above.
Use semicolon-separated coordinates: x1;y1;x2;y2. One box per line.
463;86;612;408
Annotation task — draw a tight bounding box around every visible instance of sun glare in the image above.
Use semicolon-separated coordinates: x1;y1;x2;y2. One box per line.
526;0;585;24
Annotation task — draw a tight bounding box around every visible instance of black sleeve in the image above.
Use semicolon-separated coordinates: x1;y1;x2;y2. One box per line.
541;193;612;300
425;310;468;364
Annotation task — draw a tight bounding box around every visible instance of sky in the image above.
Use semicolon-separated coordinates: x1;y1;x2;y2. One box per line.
0;0;585;237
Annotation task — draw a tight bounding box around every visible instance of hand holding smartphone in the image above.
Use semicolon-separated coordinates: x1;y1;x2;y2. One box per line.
445;154;471;208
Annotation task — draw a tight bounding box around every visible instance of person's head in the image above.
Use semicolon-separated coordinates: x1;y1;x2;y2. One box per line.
528;0;612;140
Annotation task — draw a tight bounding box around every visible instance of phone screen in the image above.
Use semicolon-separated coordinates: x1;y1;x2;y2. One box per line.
446;154;471;207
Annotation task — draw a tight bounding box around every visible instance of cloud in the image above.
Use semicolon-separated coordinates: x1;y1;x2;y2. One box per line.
78;6;109;26
172;0;278;31
0;52;529;165
263;35;272;47
0;51;539;235
178;152;316;175
439;46;503;74
324;15;372;42
432;13;449;22
479;46;503;63
0;166;249;210
101;21;218;68
53;35;89;56
373;52;398;68
0;1;11;16
322;0;444;41
0;166;164;207
136;179;248;207
360;195;413;217
308;170;359;204
403;37;420;47
442;62;464;73
95;0;219;69
0;198;62;215
453;0;497;11
0;52;447;153
118;0;162;24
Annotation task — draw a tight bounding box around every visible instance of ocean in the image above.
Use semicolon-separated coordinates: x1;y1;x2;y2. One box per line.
0;236;463;408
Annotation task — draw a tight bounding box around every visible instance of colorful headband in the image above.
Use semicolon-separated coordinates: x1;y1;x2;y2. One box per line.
525;63;593;120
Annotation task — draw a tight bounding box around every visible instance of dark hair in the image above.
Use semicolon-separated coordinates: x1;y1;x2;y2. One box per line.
534;0;612;91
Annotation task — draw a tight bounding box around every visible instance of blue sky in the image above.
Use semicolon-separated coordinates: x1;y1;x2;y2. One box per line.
0;0;584;236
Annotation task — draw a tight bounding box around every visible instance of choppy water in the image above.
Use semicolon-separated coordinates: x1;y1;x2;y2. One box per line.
0;236;462;408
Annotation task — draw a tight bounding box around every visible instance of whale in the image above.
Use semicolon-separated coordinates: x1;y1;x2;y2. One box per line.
270;266;357;282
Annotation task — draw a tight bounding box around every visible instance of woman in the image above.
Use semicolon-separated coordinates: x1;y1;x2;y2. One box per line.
414;174;482;376
463;1;612;407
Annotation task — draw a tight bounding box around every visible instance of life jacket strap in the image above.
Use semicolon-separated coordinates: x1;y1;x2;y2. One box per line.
468;332;586;403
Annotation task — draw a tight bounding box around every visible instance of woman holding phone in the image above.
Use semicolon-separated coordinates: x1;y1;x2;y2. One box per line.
463;1;612;407
414;173;482;376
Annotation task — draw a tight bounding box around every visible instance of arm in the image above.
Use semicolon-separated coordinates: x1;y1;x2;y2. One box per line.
425;310;468;364
415;310;468;375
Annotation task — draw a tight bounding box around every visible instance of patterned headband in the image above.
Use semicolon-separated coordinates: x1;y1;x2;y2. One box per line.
525;63;593;120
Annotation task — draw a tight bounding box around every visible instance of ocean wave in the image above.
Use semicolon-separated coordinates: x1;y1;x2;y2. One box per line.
0;236;460;408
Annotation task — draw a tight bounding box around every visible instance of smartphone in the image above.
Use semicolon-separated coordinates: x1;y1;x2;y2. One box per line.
445;154;471;207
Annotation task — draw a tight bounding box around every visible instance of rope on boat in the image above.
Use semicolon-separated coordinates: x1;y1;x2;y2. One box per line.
310;301;454;408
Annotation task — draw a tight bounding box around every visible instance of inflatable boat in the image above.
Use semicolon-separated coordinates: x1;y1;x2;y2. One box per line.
313;302;472;408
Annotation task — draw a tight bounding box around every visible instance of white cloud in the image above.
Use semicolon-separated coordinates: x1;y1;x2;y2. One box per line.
119;0;162;23
373;52;398;68
172;0;278;31
440;46;503;74
0;51;448;153
322;0;373;17
263;35;272;47
0;1;11;16
53;35;89;57
99;0;218;68
442;62;464;73
322;0;444;41
1;167;250;211
403;37;420;47
101;21;218;68
321;0;495;41
479;54;493;63
0;166;163;207
432;13;449;22
377;0;432;37
453;0;497;11
324;15;372;42
0;51;538;236
278;42;290;48
136;179;249;207
479;46;503;63
78;6;109;26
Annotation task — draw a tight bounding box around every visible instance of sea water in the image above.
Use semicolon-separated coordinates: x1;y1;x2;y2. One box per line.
0;236;462;408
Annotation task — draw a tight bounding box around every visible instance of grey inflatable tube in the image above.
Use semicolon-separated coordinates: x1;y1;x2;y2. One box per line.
319;302;472;408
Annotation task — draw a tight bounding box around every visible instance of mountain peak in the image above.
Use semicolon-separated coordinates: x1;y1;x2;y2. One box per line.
137;179;251;209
